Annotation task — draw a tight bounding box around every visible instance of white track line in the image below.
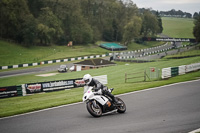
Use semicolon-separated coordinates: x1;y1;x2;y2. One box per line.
118;79;200;96
188;128;200;133
1;79;200;120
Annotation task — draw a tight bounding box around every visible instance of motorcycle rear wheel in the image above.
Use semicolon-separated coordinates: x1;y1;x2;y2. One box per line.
116;97;126;113
87;101;102;117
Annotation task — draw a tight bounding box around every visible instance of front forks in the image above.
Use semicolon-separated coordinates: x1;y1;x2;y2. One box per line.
92;100;98;108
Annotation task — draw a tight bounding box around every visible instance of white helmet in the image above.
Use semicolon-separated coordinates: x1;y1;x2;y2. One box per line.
83;74;92;85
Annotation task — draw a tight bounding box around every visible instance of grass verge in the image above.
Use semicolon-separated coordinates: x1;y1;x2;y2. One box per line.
0;71;199;118
0;55;200;118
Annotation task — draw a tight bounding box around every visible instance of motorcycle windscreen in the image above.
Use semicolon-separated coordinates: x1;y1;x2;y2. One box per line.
83;86;92;94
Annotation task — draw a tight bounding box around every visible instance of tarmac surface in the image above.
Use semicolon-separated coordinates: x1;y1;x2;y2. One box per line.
0;63;74;78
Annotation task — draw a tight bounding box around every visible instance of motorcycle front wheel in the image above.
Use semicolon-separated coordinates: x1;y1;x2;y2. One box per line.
87;100;102;117
116;97;126;113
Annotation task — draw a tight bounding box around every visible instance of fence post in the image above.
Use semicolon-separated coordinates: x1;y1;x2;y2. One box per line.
157;68;160;80
125;73;127;83
144;70;146;81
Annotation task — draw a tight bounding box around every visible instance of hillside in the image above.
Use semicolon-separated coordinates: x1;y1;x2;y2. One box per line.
0;40;164;67
0;41;108;66
162;17;194;38
0;17;195;67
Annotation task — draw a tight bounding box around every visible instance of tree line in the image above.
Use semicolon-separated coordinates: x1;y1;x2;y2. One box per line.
0;0;163;46
193;12;200;42
159;9;192;18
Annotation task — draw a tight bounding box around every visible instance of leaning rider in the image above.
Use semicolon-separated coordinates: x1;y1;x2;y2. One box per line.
83;74;120;104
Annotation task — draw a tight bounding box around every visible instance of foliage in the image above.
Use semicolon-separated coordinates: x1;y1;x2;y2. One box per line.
21;14;38;46
193;14;200;42
193;12;200;19
141;10;160;37
37;7;63;45
0;0;161;46
159;9;192;18
123;16;142;45
0;0;31;42
156;11;163;33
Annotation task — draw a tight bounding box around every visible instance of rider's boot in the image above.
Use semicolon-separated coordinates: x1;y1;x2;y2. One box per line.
113;97;121;105
106;92;120;105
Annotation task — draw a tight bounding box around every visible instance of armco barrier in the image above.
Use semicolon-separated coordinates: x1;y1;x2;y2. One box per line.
162;67;171;79
162;63;200;79
179;65;186;75
186;63;200;73
0;53;111;70
171;67;179;77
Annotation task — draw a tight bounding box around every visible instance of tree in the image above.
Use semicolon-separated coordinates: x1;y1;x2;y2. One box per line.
37;23;55;45
141;10;159;37
22;14;38;46
193;12;199;19
80;0;138;42
156;11;163;33
0;0;143;45
123;16;142;45
37;7;63;45
70;19;93;44
27;0;45;18
193;15;200;42
0;0;31;42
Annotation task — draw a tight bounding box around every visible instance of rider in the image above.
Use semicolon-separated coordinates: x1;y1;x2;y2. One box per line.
83;74;119;104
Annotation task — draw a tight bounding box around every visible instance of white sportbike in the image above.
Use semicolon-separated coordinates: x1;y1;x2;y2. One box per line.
82;86;126;117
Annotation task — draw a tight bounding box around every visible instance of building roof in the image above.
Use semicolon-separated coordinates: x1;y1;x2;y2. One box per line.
74;59;116;67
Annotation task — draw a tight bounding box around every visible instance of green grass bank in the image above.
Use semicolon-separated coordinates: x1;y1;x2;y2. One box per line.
162;17;194;38
0;54;200;118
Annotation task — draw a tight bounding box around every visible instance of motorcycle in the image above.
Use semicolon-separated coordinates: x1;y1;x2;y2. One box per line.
82;86;126;117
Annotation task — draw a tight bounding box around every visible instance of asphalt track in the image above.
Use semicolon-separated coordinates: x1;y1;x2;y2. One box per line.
0;80;200;133
0;63;74;78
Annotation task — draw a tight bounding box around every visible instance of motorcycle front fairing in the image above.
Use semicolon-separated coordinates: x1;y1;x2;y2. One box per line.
92;95;108;105
83;86;109;105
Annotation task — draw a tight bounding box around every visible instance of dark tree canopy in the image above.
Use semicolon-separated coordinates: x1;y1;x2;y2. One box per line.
193;13;200;42
0;0;163;46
